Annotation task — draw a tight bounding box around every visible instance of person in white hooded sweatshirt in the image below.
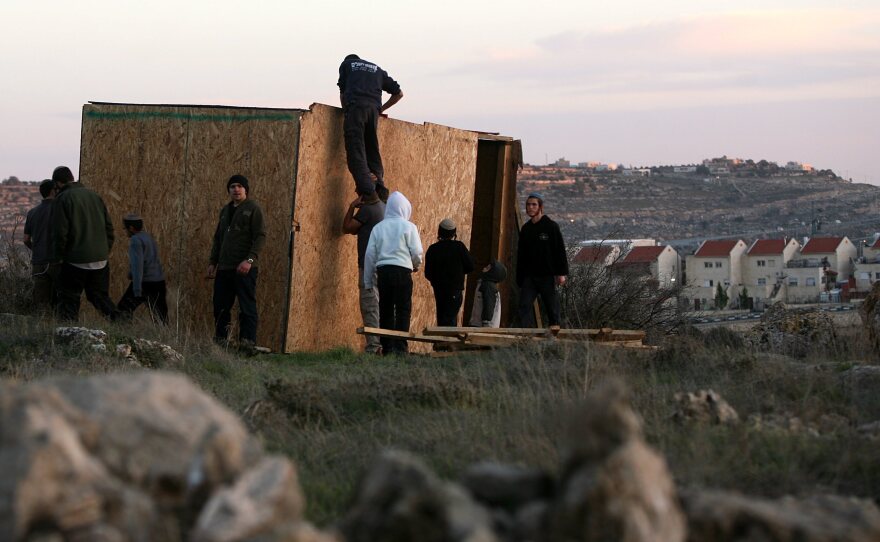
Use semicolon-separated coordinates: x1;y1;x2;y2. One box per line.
363;191;423;355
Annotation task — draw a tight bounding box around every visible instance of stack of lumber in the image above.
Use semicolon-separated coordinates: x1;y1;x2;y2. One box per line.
356;326;653;352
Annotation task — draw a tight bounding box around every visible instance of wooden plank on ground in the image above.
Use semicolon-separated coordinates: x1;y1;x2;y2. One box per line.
463;332;530;347
357;327;461;344
423;326;646;341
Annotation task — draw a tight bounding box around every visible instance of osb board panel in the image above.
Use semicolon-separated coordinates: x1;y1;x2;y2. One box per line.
80;104;187;324
287;103;478;352
80;104;301;350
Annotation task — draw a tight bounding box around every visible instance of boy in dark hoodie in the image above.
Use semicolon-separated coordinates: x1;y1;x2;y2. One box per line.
469;259;507;327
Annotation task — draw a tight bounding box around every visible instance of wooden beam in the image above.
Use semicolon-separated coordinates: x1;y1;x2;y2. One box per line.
423;326;646;341
463;332;530;347
357;327;461;344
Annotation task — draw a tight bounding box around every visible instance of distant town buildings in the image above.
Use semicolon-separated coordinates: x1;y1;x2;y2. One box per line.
683;236;862;309
572;233;877;309
572;239;682;291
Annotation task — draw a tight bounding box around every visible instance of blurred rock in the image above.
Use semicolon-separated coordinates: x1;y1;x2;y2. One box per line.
54;326;107;349
682;490;880;542
857;421;880;439
193;456;305;542
747;413;820;437
672;389;740;425
340;449;497;542
552;380;686;542
130;338;184;368
461;462;554;512
0;372;264;541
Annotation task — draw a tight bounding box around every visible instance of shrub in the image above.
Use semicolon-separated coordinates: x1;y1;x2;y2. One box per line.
560;257;687;340
0;219;34;315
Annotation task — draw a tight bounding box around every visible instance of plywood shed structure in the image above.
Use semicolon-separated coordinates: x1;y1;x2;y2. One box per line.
79;102;522;352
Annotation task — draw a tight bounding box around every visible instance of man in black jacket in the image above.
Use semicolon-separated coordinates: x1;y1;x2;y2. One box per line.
425;218;474;326
516;193;568;328
338;54;403;203
207;174;266;348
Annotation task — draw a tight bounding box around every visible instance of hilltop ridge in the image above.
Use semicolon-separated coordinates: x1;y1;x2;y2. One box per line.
518;163;880;249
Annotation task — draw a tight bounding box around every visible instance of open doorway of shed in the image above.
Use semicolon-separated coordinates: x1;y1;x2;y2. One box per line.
463;138;509;324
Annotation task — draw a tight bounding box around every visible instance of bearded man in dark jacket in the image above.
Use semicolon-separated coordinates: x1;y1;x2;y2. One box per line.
516;193;568;328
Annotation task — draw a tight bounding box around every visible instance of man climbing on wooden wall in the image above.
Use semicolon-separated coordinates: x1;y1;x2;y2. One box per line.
338;54;403;204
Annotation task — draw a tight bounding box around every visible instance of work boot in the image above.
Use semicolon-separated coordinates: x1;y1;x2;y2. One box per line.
375;181;389;203
238;339;258;356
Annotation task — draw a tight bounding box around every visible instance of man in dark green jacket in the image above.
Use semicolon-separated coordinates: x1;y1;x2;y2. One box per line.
50;166;119;321
207;174;266;348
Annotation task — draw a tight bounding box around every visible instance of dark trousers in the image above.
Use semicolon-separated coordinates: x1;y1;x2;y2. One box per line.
31;263;57;313
213;268;258;343
56;263;118;322
343;103;383;196
433;288;463;327
518;276;561;327
377;265;412;355
118;280;168;324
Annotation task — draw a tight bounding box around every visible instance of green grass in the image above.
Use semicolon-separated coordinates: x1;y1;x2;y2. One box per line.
1;317;878;525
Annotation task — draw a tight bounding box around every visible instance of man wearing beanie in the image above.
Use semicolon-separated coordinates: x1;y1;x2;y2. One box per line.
425;218;474;326
50;166;119;322
207;174;266;350
23;179;58;312
338;53;403;203
516;193;568;328
117;213;168;324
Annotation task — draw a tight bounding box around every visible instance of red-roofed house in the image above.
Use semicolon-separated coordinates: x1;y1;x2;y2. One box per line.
687;239;748;309
617;245;681;288
785;237;856;302
743;238;800;305
572;244;619;266
795;237;856;280
850;237;880;293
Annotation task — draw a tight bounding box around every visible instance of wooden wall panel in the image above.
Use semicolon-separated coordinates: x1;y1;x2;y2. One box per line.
287;104;479;352
80;104;188;324
81;104;301;350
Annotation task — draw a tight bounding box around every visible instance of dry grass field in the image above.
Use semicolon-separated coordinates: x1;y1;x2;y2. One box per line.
1;311;877;526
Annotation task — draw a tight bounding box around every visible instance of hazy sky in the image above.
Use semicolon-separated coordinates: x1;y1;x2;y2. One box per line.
2;0;878;183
